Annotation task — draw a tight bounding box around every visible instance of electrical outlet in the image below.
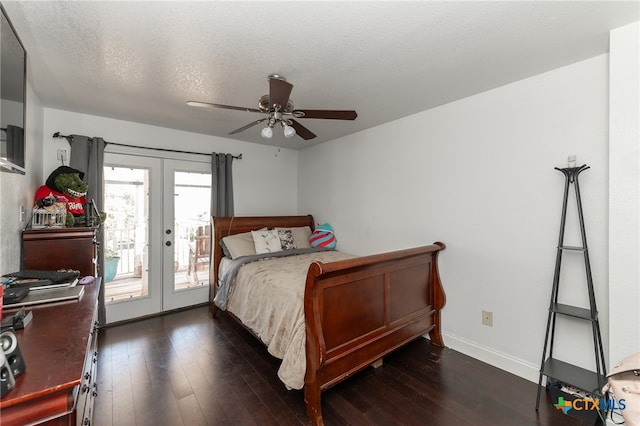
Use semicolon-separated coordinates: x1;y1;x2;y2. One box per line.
482;310;493;327
56;149;67;162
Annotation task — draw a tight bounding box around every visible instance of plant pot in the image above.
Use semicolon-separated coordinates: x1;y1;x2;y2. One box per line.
104;257;120;283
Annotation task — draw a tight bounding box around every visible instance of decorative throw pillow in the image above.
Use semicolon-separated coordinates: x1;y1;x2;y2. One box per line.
251;229;283;254
276;226;312;249
278;229;297;250
310;223;337;249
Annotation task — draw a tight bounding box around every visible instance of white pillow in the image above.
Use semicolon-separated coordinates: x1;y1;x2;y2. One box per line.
251;229;283;254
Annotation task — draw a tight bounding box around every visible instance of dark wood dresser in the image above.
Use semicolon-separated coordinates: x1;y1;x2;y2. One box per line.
22;227;97;276
0;280;100;425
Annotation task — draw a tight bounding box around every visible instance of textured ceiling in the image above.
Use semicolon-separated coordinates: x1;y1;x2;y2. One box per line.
3;1;639;149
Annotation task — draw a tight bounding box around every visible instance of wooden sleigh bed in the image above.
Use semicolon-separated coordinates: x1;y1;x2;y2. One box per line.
209;215;446;426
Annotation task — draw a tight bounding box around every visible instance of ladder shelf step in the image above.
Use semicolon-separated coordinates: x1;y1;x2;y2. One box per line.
558;245;586;251
551;303;596;320
541;358;605;395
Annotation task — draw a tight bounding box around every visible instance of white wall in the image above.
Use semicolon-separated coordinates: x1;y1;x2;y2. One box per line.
0;82;44;275
609;21;640;365
42;108;299;216
299;55;610;382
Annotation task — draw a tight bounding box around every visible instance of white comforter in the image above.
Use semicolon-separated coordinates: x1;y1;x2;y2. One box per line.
227;250;354;389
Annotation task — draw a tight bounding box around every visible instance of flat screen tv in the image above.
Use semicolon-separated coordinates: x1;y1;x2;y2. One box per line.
0;3;26;174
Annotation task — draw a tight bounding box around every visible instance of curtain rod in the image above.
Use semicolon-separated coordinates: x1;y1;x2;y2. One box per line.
52;132;242;160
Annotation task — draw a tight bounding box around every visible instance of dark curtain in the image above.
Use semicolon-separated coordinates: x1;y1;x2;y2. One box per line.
211;153;235;217
69;135;107;325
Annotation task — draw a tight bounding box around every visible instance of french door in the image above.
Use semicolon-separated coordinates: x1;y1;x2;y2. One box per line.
103;152;211;323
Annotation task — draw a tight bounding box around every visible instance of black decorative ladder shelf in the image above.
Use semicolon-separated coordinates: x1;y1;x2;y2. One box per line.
535;164;607;418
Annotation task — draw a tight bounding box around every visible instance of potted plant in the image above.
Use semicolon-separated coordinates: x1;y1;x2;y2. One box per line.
104;248;120;283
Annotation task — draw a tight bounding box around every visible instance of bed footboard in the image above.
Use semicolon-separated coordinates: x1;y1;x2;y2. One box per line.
303;242;446;426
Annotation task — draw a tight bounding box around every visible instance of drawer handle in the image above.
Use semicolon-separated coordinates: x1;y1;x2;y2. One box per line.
84;372;91;381
84;417;91;426
82;384;90;393
92;382;98;397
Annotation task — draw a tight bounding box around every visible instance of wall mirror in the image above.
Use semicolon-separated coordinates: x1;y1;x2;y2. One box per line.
0;3;26;175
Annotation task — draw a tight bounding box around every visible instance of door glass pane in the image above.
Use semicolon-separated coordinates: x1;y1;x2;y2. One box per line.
173;171;211;290
103;166;150;303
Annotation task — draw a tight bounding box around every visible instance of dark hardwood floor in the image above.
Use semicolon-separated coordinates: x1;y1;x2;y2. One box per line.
94;306;593;426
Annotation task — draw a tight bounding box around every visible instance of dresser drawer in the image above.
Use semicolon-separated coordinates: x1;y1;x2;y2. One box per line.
76;305;99;426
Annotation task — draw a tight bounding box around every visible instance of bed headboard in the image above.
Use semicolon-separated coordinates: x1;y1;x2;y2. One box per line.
209;215;315;306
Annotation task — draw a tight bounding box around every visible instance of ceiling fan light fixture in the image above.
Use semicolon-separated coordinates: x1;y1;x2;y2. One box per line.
188;75;356;141
283;124;296;139
260;126;273;139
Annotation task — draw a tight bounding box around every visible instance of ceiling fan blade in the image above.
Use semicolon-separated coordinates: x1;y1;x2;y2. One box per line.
187;100;262;113
292;109;357;120
269;77;293;109
289;119;317;140
229;118;267;135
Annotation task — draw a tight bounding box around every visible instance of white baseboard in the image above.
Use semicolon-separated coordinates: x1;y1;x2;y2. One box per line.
425;333;626;425
428;331;541;383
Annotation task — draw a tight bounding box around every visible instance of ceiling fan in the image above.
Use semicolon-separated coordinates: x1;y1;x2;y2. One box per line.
187;74;357;140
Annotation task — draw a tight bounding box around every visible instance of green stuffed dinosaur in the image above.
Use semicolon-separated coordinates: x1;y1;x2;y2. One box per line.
34;166;106;227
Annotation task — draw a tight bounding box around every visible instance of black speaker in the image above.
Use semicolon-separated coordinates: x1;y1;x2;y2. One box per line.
0;348;16;397
0;329;26;378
